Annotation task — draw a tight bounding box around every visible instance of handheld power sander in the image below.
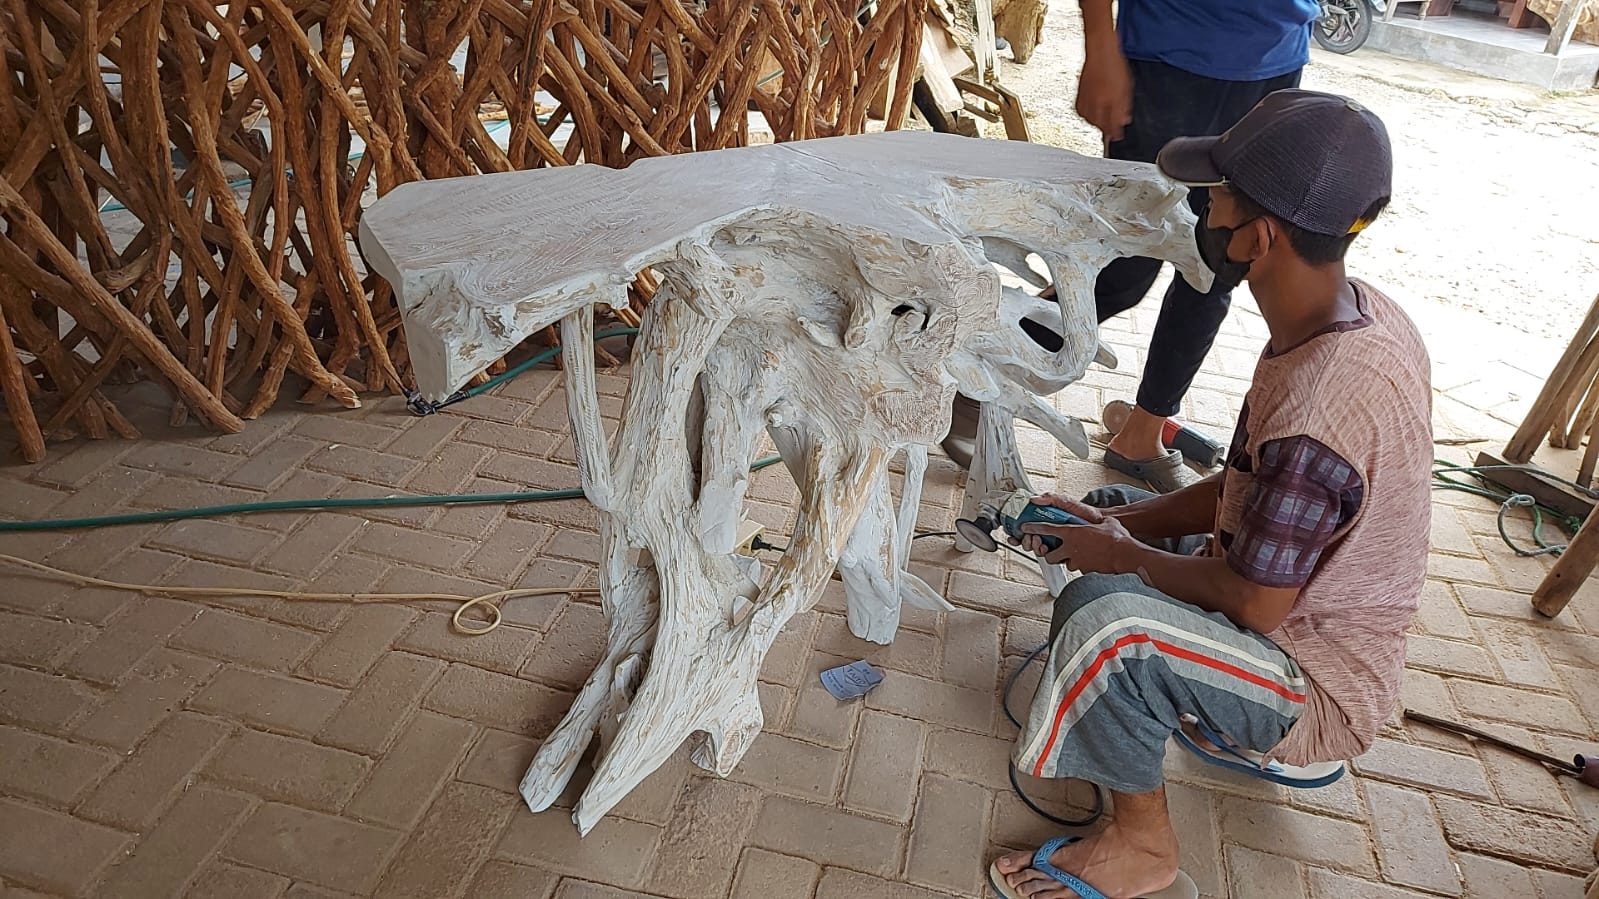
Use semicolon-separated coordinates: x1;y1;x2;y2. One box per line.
955;490;1089;553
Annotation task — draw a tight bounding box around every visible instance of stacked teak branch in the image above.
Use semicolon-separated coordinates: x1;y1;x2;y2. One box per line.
0;0;926;461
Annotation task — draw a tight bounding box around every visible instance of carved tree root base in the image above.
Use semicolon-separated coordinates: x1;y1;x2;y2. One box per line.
359;131;1210;833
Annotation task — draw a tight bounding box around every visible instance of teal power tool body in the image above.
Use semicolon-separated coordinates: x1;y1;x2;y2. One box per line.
955;490;1088;553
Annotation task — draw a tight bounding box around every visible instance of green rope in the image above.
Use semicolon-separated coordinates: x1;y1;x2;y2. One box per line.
1430;460;1591;557
0;323;790;534
0;455;783;533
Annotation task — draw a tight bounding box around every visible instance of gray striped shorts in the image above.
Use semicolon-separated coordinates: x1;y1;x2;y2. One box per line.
1013;572;1307;793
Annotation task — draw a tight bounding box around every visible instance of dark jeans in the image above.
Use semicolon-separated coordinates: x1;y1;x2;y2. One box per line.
1096;59;1302;418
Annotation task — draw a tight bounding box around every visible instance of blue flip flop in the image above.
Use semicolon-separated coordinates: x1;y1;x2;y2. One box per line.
1173;716;1345;789
987;836;1199;899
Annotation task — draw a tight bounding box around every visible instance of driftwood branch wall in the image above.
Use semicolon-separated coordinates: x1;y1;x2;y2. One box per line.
0;0;926;462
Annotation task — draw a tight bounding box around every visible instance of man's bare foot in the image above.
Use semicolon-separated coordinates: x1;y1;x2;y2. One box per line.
1105;404;1169;463
992;822;1180;898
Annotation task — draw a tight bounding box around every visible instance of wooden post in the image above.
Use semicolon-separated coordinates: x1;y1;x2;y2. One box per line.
1505;292;1599;463
1546;0;1591;55
1533;508;1599;616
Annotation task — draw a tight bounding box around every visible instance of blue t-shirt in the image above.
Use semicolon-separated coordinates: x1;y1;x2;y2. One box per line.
1118;0;1319;82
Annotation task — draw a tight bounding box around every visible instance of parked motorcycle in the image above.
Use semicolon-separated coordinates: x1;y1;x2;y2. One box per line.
1315;0;1386;53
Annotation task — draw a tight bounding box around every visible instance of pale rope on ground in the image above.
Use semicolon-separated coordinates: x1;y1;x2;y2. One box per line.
0;553;598;637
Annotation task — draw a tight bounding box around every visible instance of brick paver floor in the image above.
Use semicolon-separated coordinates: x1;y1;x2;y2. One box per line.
2;294;1596;899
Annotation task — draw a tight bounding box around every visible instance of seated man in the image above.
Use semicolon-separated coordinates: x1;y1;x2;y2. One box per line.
989;90;1432;899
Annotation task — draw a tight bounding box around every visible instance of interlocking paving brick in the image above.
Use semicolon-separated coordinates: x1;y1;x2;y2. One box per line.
1366;782;1461;896
731;848;821;899
405;442;493;494
753;797;905;877
1226;846;1308;899
1481;743;1576;818
814;613;941;679
925;727;1014;792
497;807;661;890
647;778;763;898
1453;584;1582;630
0;725;119;807
551;880;659;899
351;522;476;570
1436;796;1593;871
1003;616;1050;657
0;663;100;733
1450;680;1584;734
730;731;846;803
759;612;817;688
1165;782;1224;897
122;442;245;479
226;803;404;894
1353;738;1494;799
259;513;368;577
1541;630;1599;669
317;652;443;756
298;605;418;687
842;712;924;821
78;711;232;830
345;712;475;829
1413;580;1477;641
1218;796;1378;876
470;860;560;899
150;519;280;565
62;596;201;685
184;861;291;899
222;434;323;490
400;611;537;673
610;751;692;826
947;570;1055;618
0;798;133;895
865;669;996;734
1475;625;1557;688
93;785;253;899
73;649;218;750
1308;869;1434;898
172;609;318;671
424;664;574;737
464;518;552;583
904;775;991;895
1427;552;1498;585
189;667;347;736
521;602;606;689
205;729;370;810
814;867;959;899
459;729;540;794
784;662;863;749
374;782;513;899
941;609;1002;691
0;610;92;668
307;444;420;486
1285;764;1366;821
29;438;133;488
1455;853;1537;899
1405;634;1496;679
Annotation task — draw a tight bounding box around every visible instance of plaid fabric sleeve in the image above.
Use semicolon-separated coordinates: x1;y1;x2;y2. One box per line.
1226;435;1365;589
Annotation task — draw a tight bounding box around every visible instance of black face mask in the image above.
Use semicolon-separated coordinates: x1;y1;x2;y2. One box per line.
1195;204;1257;293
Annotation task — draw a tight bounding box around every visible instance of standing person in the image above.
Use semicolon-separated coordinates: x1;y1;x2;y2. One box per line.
988;91;1425;899
941;0;1320;493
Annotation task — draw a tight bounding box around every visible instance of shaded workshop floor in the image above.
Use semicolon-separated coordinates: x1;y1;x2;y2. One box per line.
1;294;1596;899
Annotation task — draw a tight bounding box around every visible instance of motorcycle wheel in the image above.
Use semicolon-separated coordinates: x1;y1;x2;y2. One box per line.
1314;0;1372;54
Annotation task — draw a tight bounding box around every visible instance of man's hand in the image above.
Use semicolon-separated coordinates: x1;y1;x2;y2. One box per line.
1018;512;1141;575
1075;44;1133;142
